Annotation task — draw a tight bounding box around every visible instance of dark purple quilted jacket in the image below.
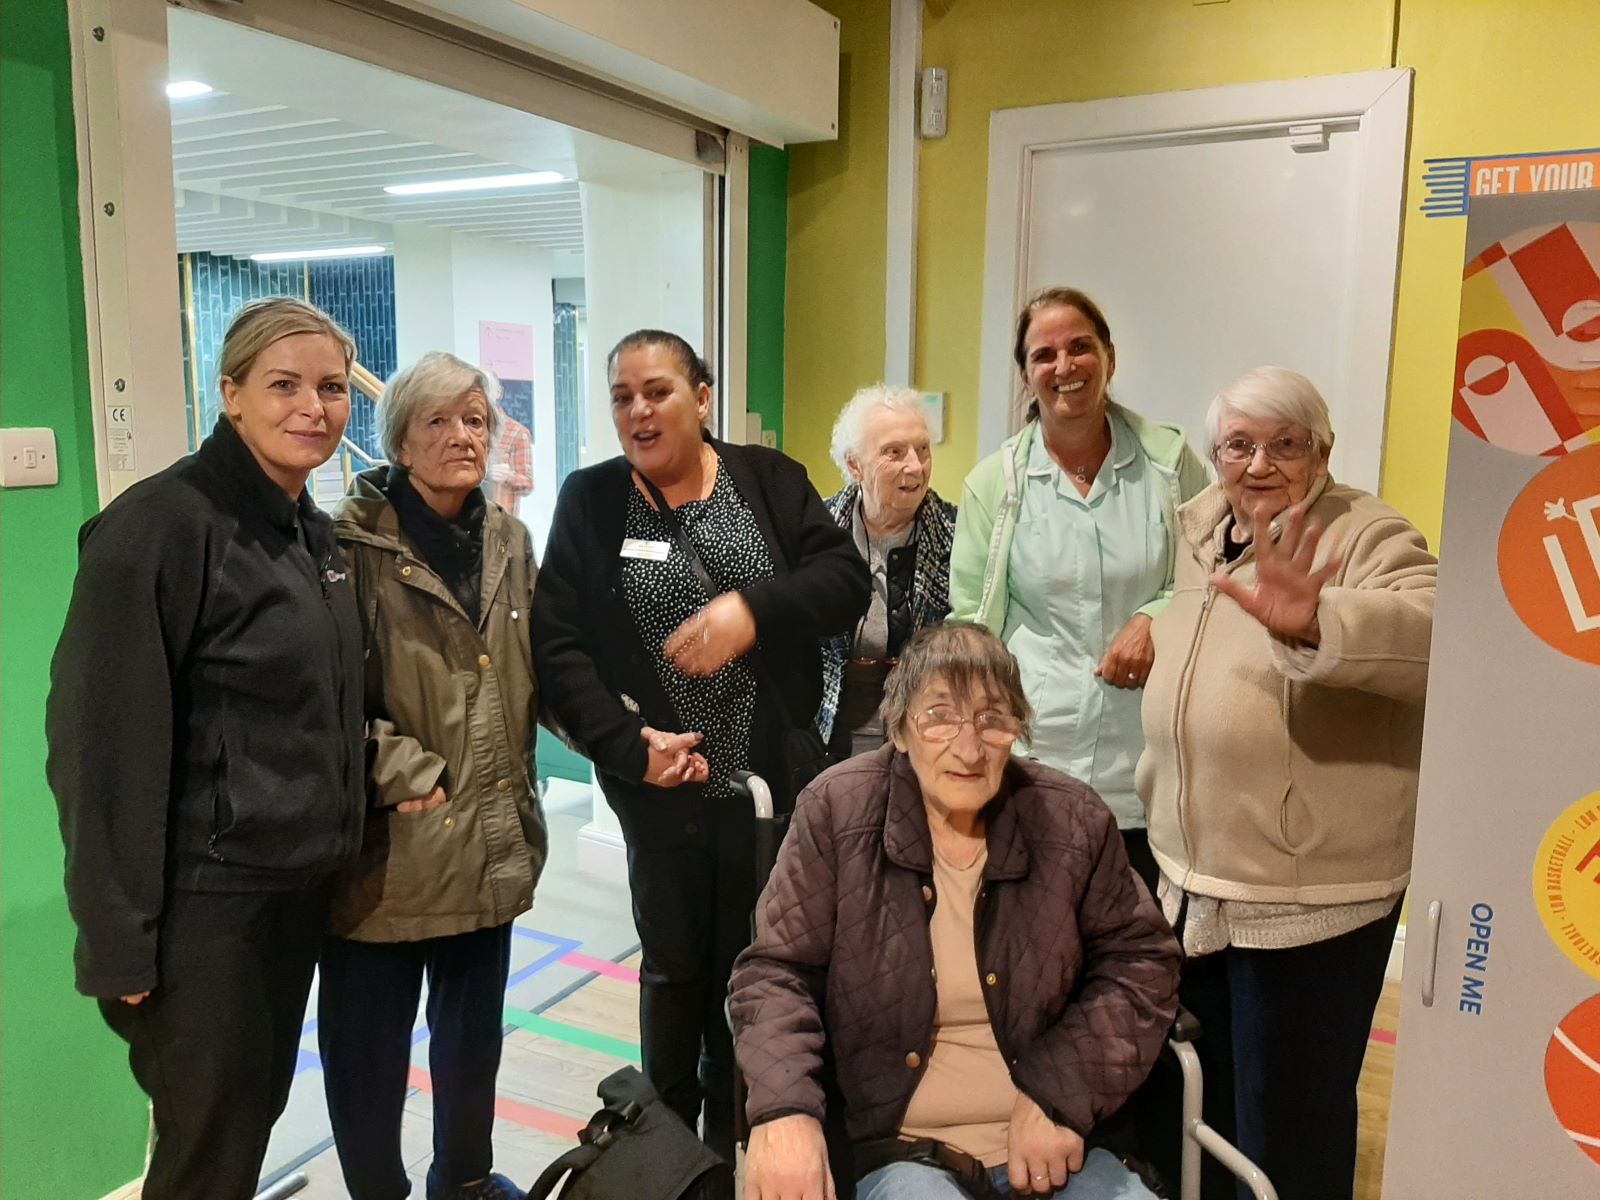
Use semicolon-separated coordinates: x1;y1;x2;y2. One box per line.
730;746;1180;1142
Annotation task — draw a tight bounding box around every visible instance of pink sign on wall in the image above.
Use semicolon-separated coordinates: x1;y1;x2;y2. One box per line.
478;321;535;384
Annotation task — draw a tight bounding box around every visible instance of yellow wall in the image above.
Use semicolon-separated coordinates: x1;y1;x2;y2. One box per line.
785;0;1600;545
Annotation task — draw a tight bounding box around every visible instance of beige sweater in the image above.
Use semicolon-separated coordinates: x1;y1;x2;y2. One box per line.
1137;480;1437;904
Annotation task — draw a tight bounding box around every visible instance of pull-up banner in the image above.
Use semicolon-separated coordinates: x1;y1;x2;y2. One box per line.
1385;188;1600;1197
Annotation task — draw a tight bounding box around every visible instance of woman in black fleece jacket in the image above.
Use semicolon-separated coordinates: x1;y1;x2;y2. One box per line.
532;329;868;1160
46;298;366;1200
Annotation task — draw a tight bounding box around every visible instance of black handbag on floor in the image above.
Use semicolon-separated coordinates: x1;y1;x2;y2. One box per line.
527;1067;733;1200
637;473;833;812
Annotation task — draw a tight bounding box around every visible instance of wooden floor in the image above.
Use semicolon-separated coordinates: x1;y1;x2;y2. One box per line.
1356;981;1402;1200
249;788;1407;1200
279;969;1403;1199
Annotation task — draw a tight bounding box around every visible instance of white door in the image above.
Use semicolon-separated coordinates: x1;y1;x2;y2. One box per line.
979;69;1411;490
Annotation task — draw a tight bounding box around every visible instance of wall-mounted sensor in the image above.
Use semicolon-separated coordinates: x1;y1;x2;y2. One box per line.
920;67;948;140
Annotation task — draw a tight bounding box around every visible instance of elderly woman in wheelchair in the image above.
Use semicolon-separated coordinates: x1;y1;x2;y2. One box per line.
731;622;1180;1200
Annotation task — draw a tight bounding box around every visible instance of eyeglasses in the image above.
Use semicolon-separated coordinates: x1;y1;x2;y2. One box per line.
1213;435;1316;465
911;705;1022;746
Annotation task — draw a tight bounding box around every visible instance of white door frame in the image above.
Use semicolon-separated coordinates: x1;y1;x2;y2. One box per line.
68;0;743;493
978;68;1413;485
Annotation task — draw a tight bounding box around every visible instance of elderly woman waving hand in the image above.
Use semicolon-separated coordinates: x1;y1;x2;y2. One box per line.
1137;367;1436;1200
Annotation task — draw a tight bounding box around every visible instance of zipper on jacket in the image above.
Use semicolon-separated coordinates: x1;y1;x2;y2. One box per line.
1170;582;1216;872
316;545;358;846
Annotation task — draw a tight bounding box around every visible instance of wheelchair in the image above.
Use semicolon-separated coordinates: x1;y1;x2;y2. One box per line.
727;770;1278;1200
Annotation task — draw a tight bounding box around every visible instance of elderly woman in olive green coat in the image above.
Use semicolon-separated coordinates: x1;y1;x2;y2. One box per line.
318;351;545;1200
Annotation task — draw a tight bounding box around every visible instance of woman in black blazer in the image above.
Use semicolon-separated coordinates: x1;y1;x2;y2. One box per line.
532;329;867;1159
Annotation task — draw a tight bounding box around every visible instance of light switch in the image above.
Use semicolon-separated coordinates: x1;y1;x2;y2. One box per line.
1;427;60;488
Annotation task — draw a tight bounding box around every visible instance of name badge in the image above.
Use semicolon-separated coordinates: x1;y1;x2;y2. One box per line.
620;538;672;561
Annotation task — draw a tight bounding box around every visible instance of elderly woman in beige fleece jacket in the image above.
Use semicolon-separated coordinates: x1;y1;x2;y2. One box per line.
1135;367;1436;1200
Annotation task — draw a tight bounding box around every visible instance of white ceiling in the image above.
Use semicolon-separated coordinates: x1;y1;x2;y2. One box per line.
165;8;680;269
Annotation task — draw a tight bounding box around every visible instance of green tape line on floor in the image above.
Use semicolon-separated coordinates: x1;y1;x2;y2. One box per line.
504;1007;643;1064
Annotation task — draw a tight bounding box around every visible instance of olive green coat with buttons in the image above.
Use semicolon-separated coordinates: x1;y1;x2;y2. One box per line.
328;468;547;943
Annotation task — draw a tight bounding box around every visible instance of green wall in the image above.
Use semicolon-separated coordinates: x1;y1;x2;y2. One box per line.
746;143;788;447
0;4;151;1197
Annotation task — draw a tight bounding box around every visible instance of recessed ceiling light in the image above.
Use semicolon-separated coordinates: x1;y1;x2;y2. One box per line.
166;81;214;100
383;171;566;196
250;245;387;262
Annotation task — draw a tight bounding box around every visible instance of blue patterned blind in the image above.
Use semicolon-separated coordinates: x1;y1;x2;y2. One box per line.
553;302;582;486
179;251;397;459
309;254;396;460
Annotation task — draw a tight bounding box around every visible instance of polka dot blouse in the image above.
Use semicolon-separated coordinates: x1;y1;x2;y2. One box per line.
621;458;774;797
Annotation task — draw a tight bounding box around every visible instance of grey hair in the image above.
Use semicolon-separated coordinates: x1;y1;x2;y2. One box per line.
880;622;1034;742
1203;366;1335;455
829;383;929;480
379;351;500;462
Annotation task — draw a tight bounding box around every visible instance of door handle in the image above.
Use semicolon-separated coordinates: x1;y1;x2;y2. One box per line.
1419;899;1443;1008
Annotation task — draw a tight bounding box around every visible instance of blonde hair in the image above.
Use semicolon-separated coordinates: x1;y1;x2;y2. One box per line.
218;297;356;390
380;352;499;462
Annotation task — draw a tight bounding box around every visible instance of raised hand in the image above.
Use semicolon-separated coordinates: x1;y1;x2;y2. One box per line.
1210;501;1340;643
664;591;758;678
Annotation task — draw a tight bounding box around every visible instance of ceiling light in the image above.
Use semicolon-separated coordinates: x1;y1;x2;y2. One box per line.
250;245;387;262
166;80;214;100
383;171;566;196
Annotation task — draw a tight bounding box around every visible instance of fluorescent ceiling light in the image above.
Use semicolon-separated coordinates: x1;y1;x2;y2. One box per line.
250;245;387;262
166;80;214;99
383;171;566;196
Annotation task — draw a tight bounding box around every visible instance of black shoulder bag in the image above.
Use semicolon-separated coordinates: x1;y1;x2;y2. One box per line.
636;473;833;811
526;1067;732;1200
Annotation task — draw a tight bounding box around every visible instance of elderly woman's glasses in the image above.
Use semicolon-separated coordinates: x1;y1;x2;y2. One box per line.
912;705;1021;746
1213;435;1315;464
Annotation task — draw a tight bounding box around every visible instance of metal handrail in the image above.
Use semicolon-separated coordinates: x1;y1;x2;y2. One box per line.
341;436;382;467
351;361;385;401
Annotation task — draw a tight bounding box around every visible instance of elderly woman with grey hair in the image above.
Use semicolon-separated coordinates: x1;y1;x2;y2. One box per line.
318;351;545;1200
734;621;1178;1200
819;384;957;759
1136;366;1436;1200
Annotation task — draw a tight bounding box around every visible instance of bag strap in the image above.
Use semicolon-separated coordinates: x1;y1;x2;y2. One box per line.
526;1097;647;1200
634;471;807;732
637;472;720;600
527;1142;603;1200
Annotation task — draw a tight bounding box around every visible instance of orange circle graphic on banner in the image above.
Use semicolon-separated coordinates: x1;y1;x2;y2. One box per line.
1499;445;1600;667
1546;993;1600;1168
1534;791;1600;985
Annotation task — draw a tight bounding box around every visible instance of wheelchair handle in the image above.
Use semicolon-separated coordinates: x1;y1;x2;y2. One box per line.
729;770;776;820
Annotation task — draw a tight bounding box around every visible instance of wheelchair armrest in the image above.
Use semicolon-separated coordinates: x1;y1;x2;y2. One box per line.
1170;1007;1203;1044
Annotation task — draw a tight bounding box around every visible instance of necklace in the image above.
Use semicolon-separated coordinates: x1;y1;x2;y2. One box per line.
1043;425;1110;486
932;830;986;871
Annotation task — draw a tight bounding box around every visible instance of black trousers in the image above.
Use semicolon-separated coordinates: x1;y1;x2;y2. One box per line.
318;923;514;1200
99;883;333;1200
624;802;757;1163
1137;898;1402;1200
